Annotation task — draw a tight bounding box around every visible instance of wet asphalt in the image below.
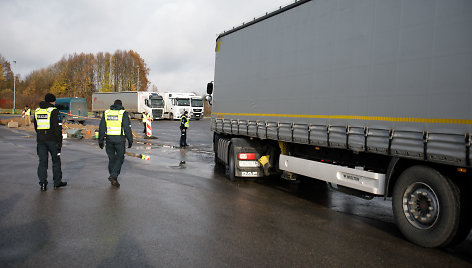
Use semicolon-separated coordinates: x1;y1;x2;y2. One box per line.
0;117;471;267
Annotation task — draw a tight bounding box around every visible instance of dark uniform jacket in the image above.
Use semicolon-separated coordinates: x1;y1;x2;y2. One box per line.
33;101;63;144
98;104;133;144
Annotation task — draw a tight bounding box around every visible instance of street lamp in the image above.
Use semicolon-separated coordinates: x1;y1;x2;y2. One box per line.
136;66;140;91
12;60;16;114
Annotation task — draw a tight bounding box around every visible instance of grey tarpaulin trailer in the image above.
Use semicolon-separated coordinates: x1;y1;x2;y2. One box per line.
208;0;472;248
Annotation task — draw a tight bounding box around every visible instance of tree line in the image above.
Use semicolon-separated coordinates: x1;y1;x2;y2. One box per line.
0;50;150;110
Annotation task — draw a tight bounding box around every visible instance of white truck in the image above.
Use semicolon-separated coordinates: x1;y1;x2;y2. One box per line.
207;0;472;248
92;91;164;119
163;92;204;120
190;95;204;120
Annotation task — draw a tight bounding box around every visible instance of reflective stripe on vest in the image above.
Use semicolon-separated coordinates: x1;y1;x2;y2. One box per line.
181;115;189;128
35;107;56;130
25;109;31;116
142;113;147;123
105;109;125;135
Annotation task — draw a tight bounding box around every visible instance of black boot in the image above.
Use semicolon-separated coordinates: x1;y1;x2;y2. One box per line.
108;176;120;187
40;183;47;191
54;181;67;189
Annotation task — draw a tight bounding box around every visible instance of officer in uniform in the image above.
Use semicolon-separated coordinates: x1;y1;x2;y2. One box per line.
33;93;67;191
142;111;148;134
98;99;133;187
180;111;189;148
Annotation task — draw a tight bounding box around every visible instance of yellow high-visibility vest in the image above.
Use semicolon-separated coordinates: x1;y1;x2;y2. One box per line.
105;109;125;135
25;109;31;116
35;107;56;130
142;113;148;123
181;115;189;128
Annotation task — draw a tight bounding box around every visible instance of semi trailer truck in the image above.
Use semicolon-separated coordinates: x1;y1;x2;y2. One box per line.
208;0;472;248
92;91;164;119
163;92;204;120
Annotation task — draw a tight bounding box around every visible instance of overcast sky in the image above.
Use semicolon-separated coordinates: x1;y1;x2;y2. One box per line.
1;0;292;95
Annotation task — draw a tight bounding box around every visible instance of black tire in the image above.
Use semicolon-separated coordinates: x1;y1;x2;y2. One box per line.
213;133;220;165
227;144;236;182
169;113;174;120
392;165;464;248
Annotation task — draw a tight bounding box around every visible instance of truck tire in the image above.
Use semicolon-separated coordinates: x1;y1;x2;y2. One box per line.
392;165;465;248
213;134;221;166
227;144;236;182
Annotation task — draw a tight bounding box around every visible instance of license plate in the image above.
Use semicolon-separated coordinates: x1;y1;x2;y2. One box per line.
238;161;260;168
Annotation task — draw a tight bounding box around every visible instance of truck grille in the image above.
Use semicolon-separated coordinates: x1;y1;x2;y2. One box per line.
193;109;202;112
153;109;163;118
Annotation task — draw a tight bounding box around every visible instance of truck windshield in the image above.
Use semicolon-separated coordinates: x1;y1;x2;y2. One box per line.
191;99;203;107
150;98;164;108
175;98;190;106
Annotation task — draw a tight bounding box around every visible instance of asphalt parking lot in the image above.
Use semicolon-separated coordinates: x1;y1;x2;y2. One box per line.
0;117;471;267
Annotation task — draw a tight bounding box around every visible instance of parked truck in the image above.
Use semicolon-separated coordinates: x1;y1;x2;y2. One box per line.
190;95;204;120
92;91;164;119
163;92;204;120
55;97;88;124
207;0;472;248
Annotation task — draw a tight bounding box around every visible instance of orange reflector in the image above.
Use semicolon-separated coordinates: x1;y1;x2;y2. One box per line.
238;153;255;160
315;147;320;150
457;168;467;173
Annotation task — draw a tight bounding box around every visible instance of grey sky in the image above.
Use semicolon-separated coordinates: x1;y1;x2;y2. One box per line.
1;0;292;95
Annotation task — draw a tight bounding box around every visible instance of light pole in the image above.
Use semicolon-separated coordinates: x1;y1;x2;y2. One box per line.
136;66;140;91
12;60;16;114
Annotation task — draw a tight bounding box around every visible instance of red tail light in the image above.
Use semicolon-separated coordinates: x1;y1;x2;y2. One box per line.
68;110;71;116
238;153;255;160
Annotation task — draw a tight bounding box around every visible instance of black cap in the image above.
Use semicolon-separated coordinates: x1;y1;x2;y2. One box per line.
184;111;188;115
114;99;122;106
45;93;56;102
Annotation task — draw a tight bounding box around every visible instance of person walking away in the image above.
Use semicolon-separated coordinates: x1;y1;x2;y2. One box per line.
24;106;31;126
98;99;133;187
34;93;67;191
180;111;189;148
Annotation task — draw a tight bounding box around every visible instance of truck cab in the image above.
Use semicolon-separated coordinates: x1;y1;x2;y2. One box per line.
146;93;165;119
190;96;204;120
163;92;192;120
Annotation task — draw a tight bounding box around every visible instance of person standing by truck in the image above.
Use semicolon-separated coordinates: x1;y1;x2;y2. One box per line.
34;93;67;191
98;99;133;187
142;111;149;134
179;111;189;148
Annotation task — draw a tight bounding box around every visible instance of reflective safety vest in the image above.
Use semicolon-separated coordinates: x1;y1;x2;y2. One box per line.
142;113;148;123
181;115;189;128
105;109;125;135
35;107;56;130
25;109;31;116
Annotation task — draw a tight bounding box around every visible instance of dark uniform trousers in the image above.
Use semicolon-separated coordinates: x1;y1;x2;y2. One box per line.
106;140;125;179
37;141;62;185
180;127;187;147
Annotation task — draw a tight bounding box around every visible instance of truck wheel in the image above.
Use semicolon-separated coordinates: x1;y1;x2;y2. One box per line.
227;144;237;182
213;135;221;165
169;113;173;120
392;165;464;248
